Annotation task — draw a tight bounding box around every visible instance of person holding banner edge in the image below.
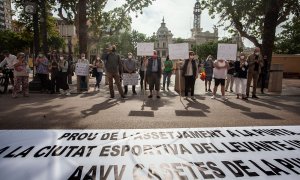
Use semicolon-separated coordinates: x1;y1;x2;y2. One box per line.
123;52;137;95
182;51;198;100
146;50;162;99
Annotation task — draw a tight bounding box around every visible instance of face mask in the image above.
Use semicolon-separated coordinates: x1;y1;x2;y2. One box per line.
255;52;260;56
240;56;245;59
38;54;43;58
152;55;157;59
60;57;64;60
97;57;100;60
81;56;85;59
112;48;116;52
208;58;212;60
128;55;132;59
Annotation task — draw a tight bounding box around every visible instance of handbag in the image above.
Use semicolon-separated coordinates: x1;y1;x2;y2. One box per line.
92;67;97;77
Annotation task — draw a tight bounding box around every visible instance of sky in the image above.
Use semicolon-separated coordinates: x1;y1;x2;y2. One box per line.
104;0;254;47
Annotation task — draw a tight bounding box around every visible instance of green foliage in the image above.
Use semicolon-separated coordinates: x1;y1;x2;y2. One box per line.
0;30;32;54
174;38;185;43
275;17;300;54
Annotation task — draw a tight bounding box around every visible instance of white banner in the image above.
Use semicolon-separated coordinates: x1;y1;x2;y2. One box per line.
122;73;139;86
169;43;189;60
1;126;300;180
217;43;238;60
75;63;89;76
137;43;154;56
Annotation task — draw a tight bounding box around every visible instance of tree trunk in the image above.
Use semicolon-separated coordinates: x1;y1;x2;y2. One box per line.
261;0;281;88
78;0;88;54
41;0;48;54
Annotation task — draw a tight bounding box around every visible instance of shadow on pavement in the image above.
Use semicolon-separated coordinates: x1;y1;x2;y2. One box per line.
175;110;207;117
242;112;283;120
81;99;119;118
128;111;154;117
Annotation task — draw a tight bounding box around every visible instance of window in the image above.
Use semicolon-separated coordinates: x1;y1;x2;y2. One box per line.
157;42;159;48
162;50;166;57
163;42;165;48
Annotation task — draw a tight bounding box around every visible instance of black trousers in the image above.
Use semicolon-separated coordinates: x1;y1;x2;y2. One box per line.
59;72;69;90
37;73;49;91
184;76;195;96
51;73;60;93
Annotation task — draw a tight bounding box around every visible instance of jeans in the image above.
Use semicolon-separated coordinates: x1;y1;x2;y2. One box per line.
163;71;172;88
95;72;103;88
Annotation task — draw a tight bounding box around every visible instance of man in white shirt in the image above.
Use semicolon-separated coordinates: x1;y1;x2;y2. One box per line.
211;59;229;100
0;50;17;85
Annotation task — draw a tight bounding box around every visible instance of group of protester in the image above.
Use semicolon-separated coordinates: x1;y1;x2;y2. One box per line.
0;45;266;101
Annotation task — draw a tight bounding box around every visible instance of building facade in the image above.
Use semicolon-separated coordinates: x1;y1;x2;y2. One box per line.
154;0;218;58
0;0;12;30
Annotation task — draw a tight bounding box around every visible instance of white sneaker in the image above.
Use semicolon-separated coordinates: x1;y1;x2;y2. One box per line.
211;95;216;99
59;89;65;95
222;96;228;100
66;92;71;96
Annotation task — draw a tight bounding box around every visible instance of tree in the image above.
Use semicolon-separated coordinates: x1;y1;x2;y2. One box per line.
0;30;32;54
200;0;300;80
275;17;300;54
56;0;155;54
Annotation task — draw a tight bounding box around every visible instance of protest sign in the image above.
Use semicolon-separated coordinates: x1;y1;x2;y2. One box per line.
169;43;189;60
137;43;154;56
1;126;300;180
122;73;139;86
75;63;89;76
217;43;238;60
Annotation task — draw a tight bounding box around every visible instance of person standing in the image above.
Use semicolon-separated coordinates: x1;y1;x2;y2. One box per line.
182;51;198;100
50;57;59;94
35;53;49;93
260;55;268;94
58;55;71;96
0;50;16;86
12;53;29;98
203;55;214;92
76;53;90;92
162;55;173;91
246;47;264;98
146;50;162;99
139;56;148;90
225;60;235;92
211;59;229;100
104;45;126;99
93;56;104;91
234;53;249;100
123;52;137;95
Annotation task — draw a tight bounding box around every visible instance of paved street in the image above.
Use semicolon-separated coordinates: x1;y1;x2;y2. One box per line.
0;76;299;129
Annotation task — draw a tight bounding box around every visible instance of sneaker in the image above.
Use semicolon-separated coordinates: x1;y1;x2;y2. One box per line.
221;96;228;100
252;95;259;99
208;89;212;92
59;89;65;95
148;95;153;98
109;96;114;100
211;95;216;99
156;95;161;99
236;95;240;99
225;89;228;92
191;96;196;100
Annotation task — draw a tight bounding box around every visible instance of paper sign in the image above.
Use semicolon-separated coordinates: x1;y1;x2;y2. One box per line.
217;43;238;60
1;126;300;180
169;43;189;60
122;73;139;85
137;43;154;56
75;63;89;76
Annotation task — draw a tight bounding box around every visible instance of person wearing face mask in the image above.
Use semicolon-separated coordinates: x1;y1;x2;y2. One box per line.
246;47;264;98
234;52;249;100
35;52;49;93
182;51;198;100
203;55;214;92
76;53;90;92
93;56;104;91
211;58;229;100
123;52;137;95
146;50;162;99
58;55;71;95
162;55;173;91
104;45;126;99
12;52;29;98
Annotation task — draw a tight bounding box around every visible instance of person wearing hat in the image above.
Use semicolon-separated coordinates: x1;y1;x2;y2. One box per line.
146;50;162;99
211;58;229;100
234;52;249;100
104;45;126;99
12;52;30;98
123;52;137;95
246;47;264;98
182;51;198;100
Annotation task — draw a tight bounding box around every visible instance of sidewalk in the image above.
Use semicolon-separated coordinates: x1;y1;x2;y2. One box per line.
0;75;299;129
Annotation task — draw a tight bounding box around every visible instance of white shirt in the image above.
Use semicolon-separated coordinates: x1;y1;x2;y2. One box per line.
213;60;227;79
0;54;17;69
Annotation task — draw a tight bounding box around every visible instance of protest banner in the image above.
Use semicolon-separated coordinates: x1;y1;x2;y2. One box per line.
169;43;189;60
1;126;300;180
217;43;238;60
137;43;154;56
75;63;89;76
122;73;139;86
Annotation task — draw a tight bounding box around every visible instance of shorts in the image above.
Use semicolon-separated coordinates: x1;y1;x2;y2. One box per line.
214;78;225;86
206;75;212;81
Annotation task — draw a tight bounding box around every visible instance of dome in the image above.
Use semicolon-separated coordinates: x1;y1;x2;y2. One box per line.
156;17;172;37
